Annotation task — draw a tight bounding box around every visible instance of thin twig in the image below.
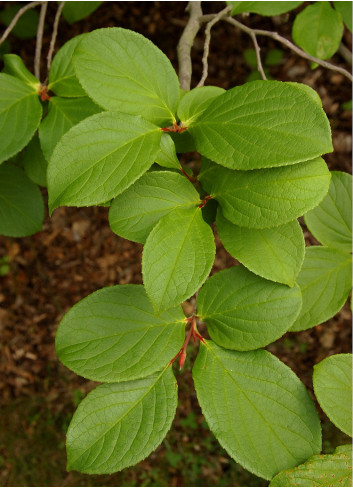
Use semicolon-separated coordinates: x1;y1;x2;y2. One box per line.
338;43;352;67
225;16;353;82
177;1;203;91
46;1;66;77
0;1;44;46
249;31;266;80
197;5;232;87
34;1;48;80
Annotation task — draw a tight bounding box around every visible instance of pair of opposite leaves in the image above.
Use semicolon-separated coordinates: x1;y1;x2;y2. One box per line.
44;27;333;313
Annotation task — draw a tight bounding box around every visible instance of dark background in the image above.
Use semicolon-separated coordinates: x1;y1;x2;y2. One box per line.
0;2;351;486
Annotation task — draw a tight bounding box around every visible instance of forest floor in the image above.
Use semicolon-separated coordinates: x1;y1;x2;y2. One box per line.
0;1;352;486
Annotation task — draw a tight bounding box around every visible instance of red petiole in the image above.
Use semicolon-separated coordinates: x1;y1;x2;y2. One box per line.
169;316;205;370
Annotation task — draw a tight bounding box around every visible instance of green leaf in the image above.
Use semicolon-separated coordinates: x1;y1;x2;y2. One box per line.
62;1;102;24
189;81;332;170
48;34;88;97
177;86;225;125
305;171;352;253
290;246;352;332
270;445;352;486
0;74;42;164
2;54;39;87
56;284;185;382
66;367;177;474
47;112;161;212
292;2;344;60
0;164;44;237
21;136;48;187
74;28;180;125
200;157;331;229
155;133;180;169
228;1;303;16
109;171;200;244
313;354;352;437
0;4;39;39
217;210;305;286
243;49;258;69
334;2;352;32
193;342;322;480
39;96;101;161
265;49;283;66
197;266;302;350
142;207;215;312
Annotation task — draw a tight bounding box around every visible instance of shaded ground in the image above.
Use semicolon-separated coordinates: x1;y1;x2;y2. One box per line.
0;1;352;486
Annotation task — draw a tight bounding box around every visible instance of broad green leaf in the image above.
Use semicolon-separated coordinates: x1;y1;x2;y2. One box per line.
0;4;39;39
188;81;332;170
334;2;352;32
200;157;331;229
313;354;352;437
109;171;200;244
177;86;225;125
74;28;180;125
290;246;352;332
193;342;321;480
62;1;102;24
287;82;322;106
292;2;344;60
155;133;180;169
21;136;48;187
217;211;305;286
0;74;42;164
197;266;302;350
39;96;101;161
142;207;215;312
47;112;161;212
228;1;303;16
48;34;87;97
2;54;39;88
270;445;352;486
66;367;177;474
305;172;352;253
0;164;44;237
265;49;283;66
56;284;185;382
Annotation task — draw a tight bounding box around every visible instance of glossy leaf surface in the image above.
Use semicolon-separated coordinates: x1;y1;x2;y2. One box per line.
155;133;180;169
142;207;215;311
313;354;352;436
270;445;352;486
305;171;352;253
48;112;161;212
217;210;304;286
197;266;302;350
109;171;200;244
189;81;332;170
193;342;322;480
74;28;179;125
66;367;177;474
56;285;185;382
0;74;42;164
0;164;44;237
200;157;330;229
290;246;352;331
2;54;38;87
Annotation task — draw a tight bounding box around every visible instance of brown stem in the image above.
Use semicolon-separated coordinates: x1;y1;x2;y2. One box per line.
249;31;266;80
177;1;203;91
197;5;232;87
34;1;48;80
225;16;353;82
0;1;44;46
46;1;66;78
338;43;352;67
169;317;204;369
